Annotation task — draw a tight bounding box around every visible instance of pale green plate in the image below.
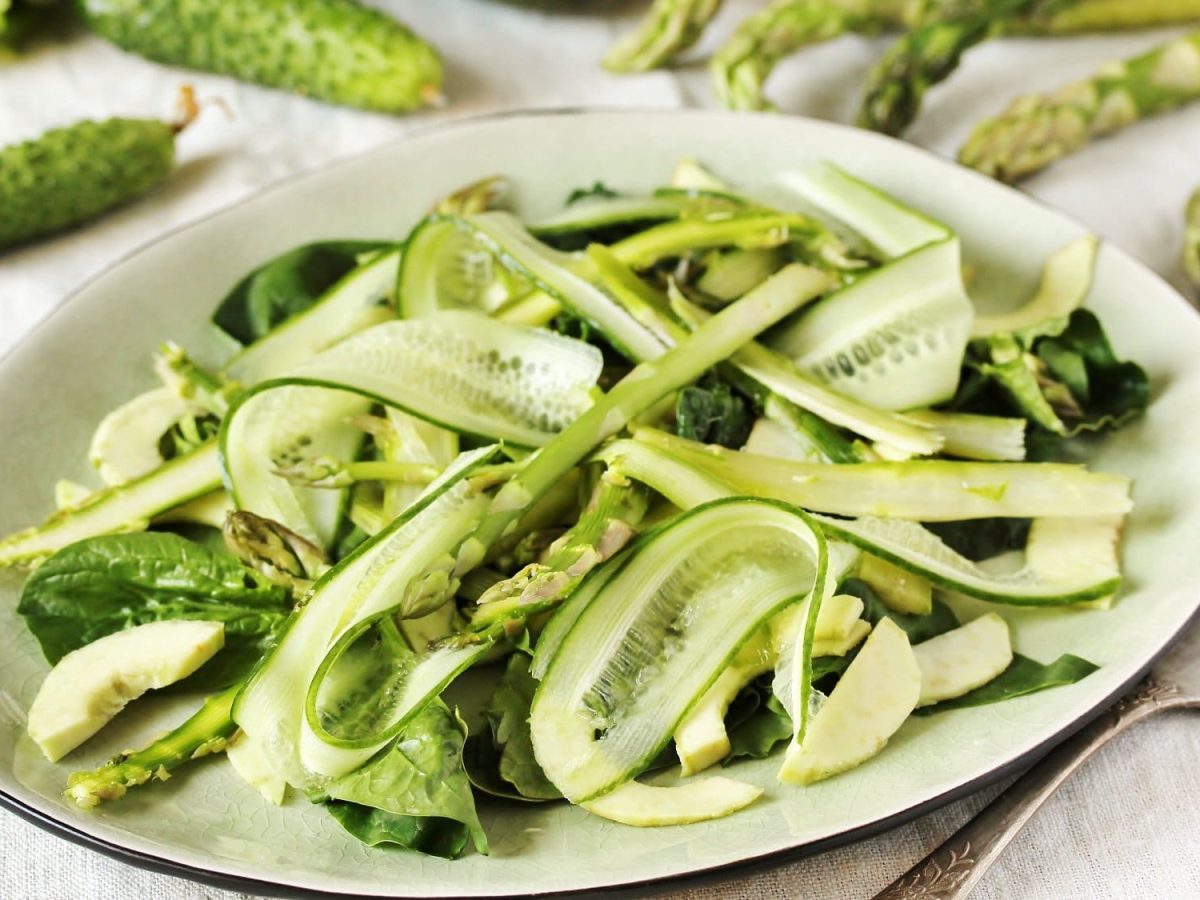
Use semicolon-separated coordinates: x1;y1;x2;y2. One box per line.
1;110;1198;897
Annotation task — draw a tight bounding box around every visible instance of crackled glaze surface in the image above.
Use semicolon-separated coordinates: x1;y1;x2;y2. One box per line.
2;111;1199;897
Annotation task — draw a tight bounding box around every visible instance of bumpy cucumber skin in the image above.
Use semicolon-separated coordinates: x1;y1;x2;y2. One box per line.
80;0;443;113
0;117;174;251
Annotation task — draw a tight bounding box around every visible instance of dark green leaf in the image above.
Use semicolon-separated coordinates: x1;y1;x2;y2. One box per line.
325;701;487;856
924;518;1031;562
916;653;1099;715
726;693;792;762
17;532;290;689
840;578;959;644
566;181;618;206
675;377;753;448
326;803;471;859
483;655;561;800
212;241;387;345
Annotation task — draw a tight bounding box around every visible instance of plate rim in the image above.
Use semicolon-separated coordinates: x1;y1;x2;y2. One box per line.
3;105;1198;898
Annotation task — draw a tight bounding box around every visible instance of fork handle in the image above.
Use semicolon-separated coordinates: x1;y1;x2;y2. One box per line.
871;677;1183;900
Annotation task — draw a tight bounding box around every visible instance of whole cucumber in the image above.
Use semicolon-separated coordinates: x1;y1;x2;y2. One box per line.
0;115;179;250
79;0;444;113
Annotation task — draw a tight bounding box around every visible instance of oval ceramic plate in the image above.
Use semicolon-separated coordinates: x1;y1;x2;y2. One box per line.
2;110;1199;898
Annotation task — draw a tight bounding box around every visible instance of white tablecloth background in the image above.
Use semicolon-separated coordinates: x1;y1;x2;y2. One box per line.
2;2;1199;897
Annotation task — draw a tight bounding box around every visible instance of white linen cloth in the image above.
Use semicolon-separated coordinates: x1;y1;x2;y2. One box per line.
2;2;1199;897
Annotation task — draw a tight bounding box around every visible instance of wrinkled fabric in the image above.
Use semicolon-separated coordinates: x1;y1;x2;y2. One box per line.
2;2;1199;897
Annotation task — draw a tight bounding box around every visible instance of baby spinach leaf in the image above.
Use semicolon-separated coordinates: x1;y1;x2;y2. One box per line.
924;518;1032;562
726;693;792;762
326;803;471;859
212;240;387;345
916;653;1099;715
325;701;487;856
482;654;561;801
675;377;753;448
566;181;618;206
17;532;290;689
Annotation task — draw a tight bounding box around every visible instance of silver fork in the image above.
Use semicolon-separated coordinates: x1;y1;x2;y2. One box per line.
872;620;1200;900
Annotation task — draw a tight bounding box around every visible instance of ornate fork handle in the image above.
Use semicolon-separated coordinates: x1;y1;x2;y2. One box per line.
872;677;1191;900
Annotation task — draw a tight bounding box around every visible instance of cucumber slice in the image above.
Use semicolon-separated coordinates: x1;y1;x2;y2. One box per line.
857;553;933;616
767;238;974;411
530;498;827;803
0;442;223;568
779;617;920;785
629;428;1132;521
971;235;1098;339
581;777;763;826
397;218;530;319
814;514;1122;605
232;446;500;788
915;613;1013;707
528;552;625;682
448;212;663;362
225;730;288;805
777;163;949;259
674;630;775;776
221;313;602;545
223;249;399;385
88;386;193;485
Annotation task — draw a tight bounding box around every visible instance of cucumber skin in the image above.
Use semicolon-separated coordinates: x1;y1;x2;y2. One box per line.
80;0;443;113
0;117;174;250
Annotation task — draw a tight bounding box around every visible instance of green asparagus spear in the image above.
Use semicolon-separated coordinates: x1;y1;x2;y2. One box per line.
80;0;443;113
959;32;1200;181
604;0;724;73
470;474;648;629
0;91;196;251
223;510;329;592
711;0;908;111
65;684;239;808
1185;188;1200;290
455;264;836;575
859;0;1200;136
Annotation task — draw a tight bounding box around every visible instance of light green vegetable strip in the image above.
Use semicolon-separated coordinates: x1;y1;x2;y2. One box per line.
630;427;1132;521
1187;188;1200;291
960;32;1200;182
603;0;724;73
0;441;223;567
902;410;1026;461
971;235;1097;337
272;457;439;490
457;265;835;573
65;684;239;809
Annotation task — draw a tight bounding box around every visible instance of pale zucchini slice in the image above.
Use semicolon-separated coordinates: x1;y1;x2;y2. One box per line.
88;386;194;485
779;617;920;785
223;249;400;385
915;613;1013;707
0;442;224;568
857;553;933;616
582;777;763;827
674;630;775;776
971;235;1098;339
27;620;225;762
812;619;871;658
530;498;826;803
814;593;866;642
